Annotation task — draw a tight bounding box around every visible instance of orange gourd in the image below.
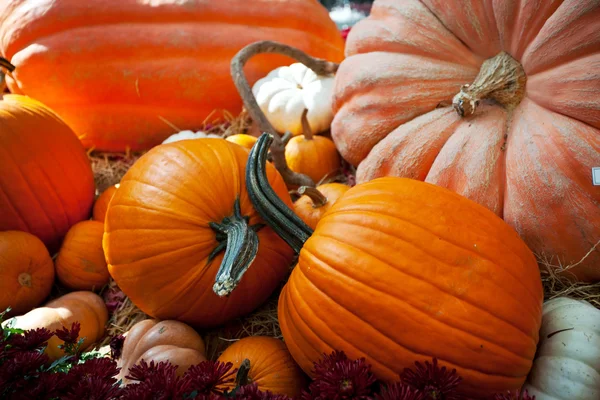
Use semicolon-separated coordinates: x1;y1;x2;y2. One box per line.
331;0;600;281
246;134;544;398
2;291;108;360
285;110;341;186
217;336;306;397
93;184;119;223
0;93;95;252
0;231;55;316
118;319;206;384
226;134;258;151
55;220;110;291
0;0;344;151
103;139;294;328
293;183;350;230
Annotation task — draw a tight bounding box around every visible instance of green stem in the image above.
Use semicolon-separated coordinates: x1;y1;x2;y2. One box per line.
246;134;313;253
235;359;252;386
210;199;262;297
0;58;15;73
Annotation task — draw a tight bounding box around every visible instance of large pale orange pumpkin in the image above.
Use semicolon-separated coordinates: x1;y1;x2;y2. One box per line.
0;0;344;151
0;94;95;252
331;0;600;281
0;231;55;316
246;134;544;397
2;291;108;360
103;139;294;328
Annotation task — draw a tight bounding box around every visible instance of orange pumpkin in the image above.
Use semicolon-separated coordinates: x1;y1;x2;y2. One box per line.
293;183;350;230
0;0;344;151
331;0;600;281
285;110;341;186
0;94;95;252
217;336;306;397
2;291;108;360
0;231;55;316
226;134;258;151
103;139;294;328
55;220;110;291
246;134;544;397
93;184;119;223
118;319;206;383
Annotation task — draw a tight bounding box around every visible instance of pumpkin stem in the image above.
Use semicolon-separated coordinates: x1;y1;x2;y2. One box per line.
231;41;338;188
297;186;328;208
301;109;313;141
210;198;263;297
235;359;252;386
0;57;15;93
452;51;526;117
247;134;313;253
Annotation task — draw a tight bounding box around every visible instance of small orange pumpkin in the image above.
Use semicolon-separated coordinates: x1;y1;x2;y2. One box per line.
293;183;350;229
0;231;55;316
2;291;108;360
226;134;258;151
217;336;306;397
118;319;206;383
55;220;110;291
93;184;119;223
285;109;340;186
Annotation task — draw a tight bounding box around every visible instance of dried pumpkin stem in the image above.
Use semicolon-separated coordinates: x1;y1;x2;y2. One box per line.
297;186;328;208
210;198;263;297
235;359;252;386
301;108;313;141
452;51;526;117
247;134;313;253
232;41;338;188
0;57;15;93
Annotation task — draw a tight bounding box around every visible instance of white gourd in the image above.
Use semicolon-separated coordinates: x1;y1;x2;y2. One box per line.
523;297;600;400
252;63;335;136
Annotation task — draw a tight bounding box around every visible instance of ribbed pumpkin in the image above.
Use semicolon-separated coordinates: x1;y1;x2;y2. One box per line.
0;231;55;316
246;134;544;397
118;319;206;384
55;220;110;291
2;291;108;360
331;0;600;281
0;94;95;252
93;184;119;223
103;139;294;328
293;183;350;230
0;0;344;151
217;336;306;397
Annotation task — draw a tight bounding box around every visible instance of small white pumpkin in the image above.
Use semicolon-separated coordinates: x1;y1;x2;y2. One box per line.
162;130;221;144
523;296;600;400
252;63;335;136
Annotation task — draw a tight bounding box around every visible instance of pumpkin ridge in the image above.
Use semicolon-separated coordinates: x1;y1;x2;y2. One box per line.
300;239;537;363
0;165;31;232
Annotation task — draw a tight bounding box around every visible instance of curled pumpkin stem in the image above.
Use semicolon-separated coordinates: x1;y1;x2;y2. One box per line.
452;51;526;117
247;134;313;253
297;186;328;208
231;41;339;188
210;198;263;297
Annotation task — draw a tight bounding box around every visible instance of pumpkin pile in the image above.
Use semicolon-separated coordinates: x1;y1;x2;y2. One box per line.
1;0;599;399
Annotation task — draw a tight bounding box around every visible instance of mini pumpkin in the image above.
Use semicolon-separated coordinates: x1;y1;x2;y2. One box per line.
103;139;294;328
93;184;120;223
2;291;108;360
217;336;306;397
246;134;544;397
118;319;206;383
523;297;600;400
253;62;335;136
0;231;55;316
55;220;110;291
226;134;258;151
293;183;350;229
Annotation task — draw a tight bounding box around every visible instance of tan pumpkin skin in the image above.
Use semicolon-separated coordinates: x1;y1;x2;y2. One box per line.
285;135;341;186
93;185;119;223
3;291;108;360
55;220;110;291
218;336;306;397
0;231;55;316
293;183;350;230
226;134;258;151
332;0;600;281
118;319;206;383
